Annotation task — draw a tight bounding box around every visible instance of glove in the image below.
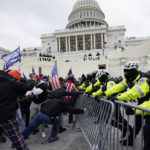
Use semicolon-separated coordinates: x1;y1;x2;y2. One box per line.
125;107;134;115
110;96;117;102
95;95;104;102
87;92;91;97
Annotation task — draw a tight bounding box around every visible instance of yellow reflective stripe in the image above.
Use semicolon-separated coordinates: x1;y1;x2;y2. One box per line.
121;81;128;89
135;87;145;97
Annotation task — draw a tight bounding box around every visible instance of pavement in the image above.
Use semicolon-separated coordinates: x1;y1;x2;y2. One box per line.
0;116;90;150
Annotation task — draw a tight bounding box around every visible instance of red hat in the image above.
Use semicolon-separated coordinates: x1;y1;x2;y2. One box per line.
8;70;21;81
36;75;42;81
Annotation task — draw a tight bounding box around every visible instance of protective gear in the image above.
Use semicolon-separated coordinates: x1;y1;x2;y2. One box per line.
96;70;109;82
123;62;139;81
92;77;116;96
123;62;139;70
136;101;150;115
124;69;138;81
78;82;86;90
92;71;97;79
87;73;92;81
117;77;149;101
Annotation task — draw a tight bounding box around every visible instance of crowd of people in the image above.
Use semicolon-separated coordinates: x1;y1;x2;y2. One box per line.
0;61;150;150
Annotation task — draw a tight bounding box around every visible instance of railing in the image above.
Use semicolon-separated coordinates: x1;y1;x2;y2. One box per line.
75;94;150;150
74;94;114;150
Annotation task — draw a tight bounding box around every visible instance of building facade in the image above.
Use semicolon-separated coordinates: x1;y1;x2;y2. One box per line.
41;0;126;54
0;0;150;78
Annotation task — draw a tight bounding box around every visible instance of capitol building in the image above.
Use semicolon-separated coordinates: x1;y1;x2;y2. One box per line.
1;0;150;78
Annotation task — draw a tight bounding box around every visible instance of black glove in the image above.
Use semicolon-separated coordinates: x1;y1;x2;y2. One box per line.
87;92;91;97
125;107;134;115
110;96;117;102
95;96;100;102
95;95;104;102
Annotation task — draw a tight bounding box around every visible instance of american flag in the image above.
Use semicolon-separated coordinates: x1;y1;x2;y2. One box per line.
49;63;61;90
65;68;72;80
80;14;84;23
66;80;79;92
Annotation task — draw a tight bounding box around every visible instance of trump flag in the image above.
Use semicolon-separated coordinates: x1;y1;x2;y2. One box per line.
1;47;21;70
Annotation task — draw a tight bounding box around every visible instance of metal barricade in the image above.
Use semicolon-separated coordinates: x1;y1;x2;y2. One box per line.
106;100;150;150
74;94;114;150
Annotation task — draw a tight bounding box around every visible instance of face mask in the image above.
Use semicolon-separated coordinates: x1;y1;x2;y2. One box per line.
100;75;108;82
124;69;138;81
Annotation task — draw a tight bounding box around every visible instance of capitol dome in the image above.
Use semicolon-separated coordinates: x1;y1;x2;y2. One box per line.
66;0;108;29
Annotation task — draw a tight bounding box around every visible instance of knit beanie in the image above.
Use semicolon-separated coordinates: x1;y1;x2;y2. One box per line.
8;70;21;81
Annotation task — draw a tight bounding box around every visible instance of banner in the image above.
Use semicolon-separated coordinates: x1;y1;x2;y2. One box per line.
1;47;21;70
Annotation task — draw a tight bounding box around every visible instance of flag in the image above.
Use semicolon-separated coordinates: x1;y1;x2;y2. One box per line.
22;73;27;79
80;14;84;23
3;63;7;71
65;68;72;80
18;62;21;73
49;63;61;90
1;47;21;70
66;80;79;92
32;66;35;73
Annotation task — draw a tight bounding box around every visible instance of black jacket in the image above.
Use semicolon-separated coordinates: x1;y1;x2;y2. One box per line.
32;81;48;104
0;71;35;122
40;88;83;117
40;98;84;118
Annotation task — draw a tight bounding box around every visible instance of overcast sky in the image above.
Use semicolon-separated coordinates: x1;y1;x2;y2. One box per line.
0;0;150;51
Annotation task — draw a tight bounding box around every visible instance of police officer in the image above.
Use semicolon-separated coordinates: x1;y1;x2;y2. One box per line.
92;70;116;96
104;62;150;149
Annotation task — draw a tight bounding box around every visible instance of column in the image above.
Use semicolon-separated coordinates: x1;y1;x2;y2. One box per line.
75;36;78;51
101;33;103;49
65;37;68;52
104;33;107;48
57;38;59;52
94;34;96;50
91;34;93;50
83;35;85;50
58;38;61;52
68;36;71;52
90;22;92;27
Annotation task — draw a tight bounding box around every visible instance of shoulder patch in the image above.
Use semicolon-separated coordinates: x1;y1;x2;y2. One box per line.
110;82;114;86
138;78;146;85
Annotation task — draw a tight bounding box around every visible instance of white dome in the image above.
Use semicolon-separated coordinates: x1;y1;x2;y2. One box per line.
66;0;108;29
73;0;101;11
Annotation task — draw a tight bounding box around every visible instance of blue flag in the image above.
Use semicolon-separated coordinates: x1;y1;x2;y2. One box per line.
1;47;21;70
66;68;72;79
32;66;35;73
22;73;27;79
3;63;7;71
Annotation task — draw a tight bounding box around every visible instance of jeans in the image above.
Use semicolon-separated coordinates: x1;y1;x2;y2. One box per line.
16;108;25;131
22;112;60;139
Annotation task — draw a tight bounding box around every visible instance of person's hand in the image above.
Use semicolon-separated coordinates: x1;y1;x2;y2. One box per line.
83;108;87;113
110;96;117;102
